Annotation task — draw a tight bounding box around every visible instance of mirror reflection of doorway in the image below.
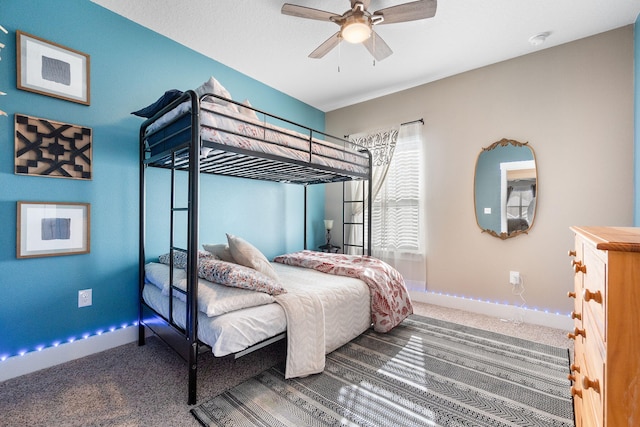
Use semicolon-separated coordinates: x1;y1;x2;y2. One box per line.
500;160;536;234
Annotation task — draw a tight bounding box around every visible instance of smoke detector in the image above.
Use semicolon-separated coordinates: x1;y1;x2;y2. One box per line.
528;32;551;46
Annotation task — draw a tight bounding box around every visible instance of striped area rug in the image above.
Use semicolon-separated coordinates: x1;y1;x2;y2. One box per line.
191;315;574;426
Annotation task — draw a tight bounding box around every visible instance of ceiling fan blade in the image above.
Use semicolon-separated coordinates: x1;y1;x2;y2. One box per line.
363;31;393;61
309;32;342;59
373;0;437;25
281;4;340;21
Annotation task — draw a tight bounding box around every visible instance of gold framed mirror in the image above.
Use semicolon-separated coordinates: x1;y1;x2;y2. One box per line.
474;138;537;239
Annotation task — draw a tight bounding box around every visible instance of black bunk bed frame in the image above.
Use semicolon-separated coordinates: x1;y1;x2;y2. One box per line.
138;90;372;404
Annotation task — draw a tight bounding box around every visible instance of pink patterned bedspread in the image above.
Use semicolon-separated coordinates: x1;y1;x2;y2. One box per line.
273;250;413;333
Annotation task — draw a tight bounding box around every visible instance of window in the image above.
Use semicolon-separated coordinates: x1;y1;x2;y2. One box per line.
347;121;426;290
372;125;423;253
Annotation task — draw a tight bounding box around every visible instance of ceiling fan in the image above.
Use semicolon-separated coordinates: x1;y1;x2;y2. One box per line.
281;0;437;61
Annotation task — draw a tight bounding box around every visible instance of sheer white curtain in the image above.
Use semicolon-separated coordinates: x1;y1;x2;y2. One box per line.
347;127;399;255
348;122;426;291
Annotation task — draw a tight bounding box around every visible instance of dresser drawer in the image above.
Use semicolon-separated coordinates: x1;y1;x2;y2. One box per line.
582;245;605;343
581;368;603;427
583;313;604;399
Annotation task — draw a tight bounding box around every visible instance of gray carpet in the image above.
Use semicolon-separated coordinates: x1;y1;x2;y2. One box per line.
0;336;285;427
0;303;571;426
192;315;574;427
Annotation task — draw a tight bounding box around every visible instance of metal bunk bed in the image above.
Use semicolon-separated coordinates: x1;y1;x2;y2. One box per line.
138;90;372;404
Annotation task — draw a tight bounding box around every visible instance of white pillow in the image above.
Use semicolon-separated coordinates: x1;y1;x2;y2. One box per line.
181;278;275;317
145;262;186;293
194;76;237;111
226;233;279;281
202;243;235;263
238;99;259;121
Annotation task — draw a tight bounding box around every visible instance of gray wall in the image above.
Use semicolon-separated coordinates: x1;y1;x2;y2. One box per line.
325;27;634;314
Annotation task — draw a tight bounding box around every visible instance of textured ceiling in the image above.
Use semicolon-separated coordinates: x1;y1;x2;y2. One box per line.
93;0;640;112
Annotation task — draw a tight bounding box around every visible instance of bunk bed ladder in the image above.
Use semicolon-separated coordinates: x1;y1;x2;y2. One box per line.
163;149;199;400
342;179;372;256
168;152;184;328
140;91;201;404
167;145;200;404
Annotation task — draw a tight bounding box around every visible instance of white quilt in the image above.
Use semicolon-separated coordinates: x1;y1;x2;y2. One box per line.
276;291;325;378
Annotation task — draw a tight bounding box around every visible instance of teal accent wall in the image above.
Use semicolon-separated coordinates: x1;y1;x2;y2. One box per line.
0;0;325;359
635;14;640;225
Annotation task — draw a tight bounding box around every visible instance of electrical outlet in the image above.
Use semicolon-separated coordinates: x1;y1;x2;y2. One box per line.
78;289;92;308
509;271;520;286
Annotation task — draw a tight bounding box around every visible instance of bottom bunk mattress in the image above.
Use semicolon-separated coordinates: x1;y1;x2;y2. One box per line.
142;261;372;359
142;284;287;356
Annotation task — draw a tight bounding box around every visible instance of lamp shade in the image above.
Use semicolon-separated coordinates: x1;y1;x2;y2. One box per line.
324;219;334;230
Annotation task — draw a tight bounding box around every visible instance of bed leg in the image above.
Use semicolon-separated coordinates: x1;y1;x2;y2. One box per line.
138;322;146;346
188;342;198;405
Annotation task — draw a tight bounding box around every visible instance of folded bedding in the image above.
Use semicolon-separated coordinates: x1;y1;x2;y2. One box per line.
145;262;275;317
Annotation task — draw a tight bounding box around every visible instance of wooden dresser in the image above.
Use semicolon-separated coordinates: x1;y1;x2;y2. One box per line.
568;226;640;427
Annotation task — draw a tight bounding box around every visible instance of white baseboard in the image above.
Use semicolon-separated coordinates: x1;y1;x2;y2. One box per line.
410;290;573;331
0;326;139;383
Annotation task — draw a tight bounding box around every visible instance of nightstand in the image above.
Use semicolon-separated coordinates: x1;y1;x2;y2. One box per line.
318;244;341;253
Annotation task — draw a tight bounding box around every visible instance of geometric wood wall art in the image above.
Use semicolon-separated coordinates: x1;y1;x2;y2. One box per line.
14;114;92;180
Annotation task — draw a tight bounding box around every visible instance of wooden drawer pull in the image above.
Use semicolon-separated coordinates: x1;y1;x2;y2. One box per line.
583;289;603;304
567;291;577;299
571;364;581;373
571;311;582;320
568;250;576;257
567;328;586;340
568;373;576;382
582;376;600;394
571;386;583;398
574;262;586;274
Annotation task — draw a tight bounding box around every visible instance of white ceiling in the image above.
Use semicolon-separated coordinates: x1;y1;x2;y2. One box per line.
92;0;640;112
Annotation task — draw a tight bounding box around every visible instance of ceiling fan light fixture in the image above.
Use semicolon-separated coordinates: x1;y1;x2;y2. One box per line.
341;17;371;44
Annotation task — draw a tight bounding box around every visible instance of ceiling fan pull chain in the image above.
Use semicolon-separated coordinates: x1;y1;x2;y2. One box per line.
373;32;376;67
338;41;341;72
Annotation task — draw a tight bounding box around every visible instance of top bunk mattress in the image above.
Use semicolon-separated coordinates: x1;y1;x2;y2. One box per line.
141;95;370;183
